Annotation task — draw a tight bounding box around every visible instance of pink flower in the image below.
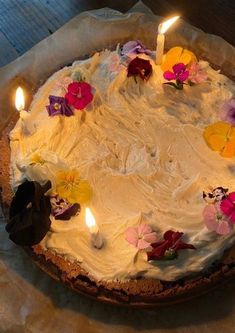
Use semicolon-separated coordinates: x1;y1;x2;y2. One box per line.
54;77;73;94
108;54;123;73
220;192;235;223
125;224;158;250
188;62;207;84
163;63;189;83
65;81;93;110
203;203;232;235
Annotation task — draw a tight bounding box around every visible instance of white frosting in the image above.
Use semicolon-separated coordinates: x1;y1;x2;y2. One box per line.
10;49;235;282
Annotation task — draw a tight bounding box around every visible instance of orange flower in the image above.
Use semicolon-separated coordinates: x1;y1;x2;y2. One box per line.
161;47;197;72
203;122;235;158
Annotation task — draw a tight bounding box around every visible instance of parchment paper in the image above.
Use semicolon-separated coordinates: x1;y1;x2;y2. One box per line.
0;2;235;332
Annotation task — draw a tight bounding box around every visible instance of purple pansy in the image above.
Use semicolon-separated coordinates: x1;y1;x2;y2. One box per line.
164;63;189;83
220;99;235;125
46;95;73;117
50;195;80;220
121;40;151;56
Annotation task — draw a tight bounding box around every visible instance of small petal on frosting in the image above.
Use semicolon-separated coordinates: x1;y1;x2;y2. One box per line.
125;224;157;250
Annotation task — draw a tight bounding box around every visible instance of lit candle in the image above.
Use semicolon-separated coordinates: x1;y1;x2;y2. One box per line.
15;86;35;135
156;16;180;65
85;207;104;249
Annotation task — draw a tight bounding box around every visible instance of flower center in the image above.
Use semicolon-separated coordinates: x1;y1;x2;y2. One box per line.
76;87;82;99
53;103;61;110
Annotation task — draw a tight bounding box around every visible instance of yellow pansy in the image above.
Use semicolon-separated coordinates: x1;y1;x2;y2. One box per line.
161;46;197;72
203;121;235;158
55;169;92;204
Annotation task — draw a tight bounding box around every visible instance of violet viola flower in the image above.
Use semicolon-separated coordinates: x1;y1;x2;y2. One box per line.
46;95;73;117
50;195;80;220
220;99;235;126
125;224;158;250
121;40;151;56
163;63;189;90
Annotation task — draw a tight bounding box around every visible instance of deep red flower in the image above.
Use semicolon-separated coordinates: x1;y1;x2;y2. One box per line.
147;230;195;261
65;81;93;110
127;57;152;81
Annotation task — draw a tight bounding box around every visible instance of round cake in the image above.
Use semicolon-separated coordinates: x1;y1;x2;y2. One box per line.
4;41;235;307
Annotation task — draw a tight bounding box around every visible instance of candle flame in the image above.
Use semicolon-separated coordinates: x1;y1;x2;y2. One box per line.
85;207;96;229
15;87;25;111
159;16;180;34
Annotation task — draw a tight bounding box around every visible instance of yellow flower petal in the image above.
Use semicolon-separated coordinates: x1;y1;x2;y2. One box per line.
208;134;226;151
55;169;92;204
161;46;197;72
221;141;235;158
203;121;235;158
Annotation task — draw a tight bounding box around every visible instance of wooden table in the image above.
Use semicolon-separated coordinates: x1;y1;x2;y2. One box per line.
0;0;234;68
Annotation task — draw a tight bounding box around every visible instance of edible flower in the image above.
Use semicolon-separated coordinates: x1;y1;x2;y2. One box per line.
108;54;124;73
127;57;152;81
163;63;189;89
65;81;93;110
147;230;195;261
203;203;232;235
46;95;73;117
54;76;73;94
121;40;151;56
50;195;80;220
125;224;158;250
6;181;52;246
55;169;92;204
161;46;197;72
203;121;235;158
220;192;235;223
188;62;207;84
220;99;235;126
16;150;63;187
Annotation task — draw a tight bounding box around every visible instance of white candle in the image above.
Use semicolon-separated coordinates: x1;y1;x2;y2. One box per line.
15;86;35;135
156;16;180;65
85;207;104;249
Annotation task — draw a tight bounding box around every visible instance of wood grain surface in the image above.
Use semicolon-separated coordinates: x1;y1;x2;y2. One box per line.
0;0;234;67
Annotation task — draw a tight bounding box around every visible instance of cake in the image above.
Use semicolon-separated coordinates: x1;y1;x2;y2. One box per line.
3;41;235;306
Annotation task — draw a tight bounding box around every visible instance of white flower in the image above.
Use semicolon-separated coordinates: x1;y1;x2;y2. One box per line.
16;150;65;186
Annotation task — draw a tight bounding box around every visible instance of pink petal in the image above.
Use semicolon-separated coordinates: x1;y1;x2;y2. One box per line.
228;192;235;202
203;205;218;231
173;63;186;74
80;82;92;94
220;199;235;216
229;211;235;223
125;227;138;247
178;70;189;82
137;238;152;250
203;204;216;220
73;97;90;110
67;82;80;94
216;220;232;235
138;223;152;235
143;232;158;244
163;71;176;81
65;92;76;105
